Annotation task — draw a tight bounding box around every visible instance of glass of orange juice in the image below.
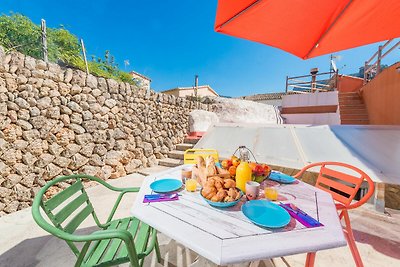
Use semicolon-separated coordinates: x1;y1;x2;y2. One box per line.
185;179;197;192
265;187;278;201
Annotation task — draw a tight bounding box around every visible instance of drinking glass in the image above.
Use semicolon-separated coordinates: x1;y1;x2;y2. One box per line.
265;187;278;201
185;179;197;192
181;168;192;184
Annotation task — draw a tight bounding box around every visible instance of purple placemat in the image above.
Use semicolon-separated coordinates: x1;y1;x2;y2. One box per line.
279;203;324;228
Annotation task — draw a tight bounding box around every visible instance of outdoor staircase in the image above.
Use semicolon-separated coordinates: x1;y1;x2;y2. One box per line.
338;92;369;125
158;136;200;167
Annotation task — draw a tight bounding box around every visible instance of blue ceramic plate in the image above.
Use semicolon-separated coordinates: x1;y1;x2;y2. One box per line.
269;171;296;184
150;179;182;193
200;188;243;208
242;200;290;228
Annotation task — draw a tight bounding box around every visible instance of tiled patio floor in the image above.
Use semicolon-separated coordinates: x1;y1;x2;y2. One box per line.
0;171;399;267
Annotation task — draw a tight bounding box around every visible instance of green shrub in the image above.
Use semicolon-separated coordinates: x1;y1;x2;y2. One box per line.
0;13;137;85
0;13;42;58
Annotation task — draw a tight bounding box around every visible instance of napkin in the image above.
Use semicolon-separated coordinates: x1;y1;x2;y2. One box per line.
279;203;323;228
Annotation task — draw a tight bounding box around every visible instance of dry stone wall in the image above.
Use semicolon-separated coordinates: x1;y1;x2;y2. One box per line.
0;46;206;216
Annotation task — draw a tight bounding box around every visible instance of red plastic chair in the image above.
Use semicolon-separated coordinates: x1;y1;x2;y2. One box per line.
294;162;375;267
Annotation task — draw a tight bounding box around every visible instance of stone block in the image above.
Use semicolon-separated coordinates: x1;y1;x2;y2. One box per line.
53;156;72;168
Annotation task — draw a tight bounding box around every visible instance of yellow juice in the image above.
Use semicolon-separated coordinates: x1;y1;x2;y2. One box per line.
236;161;252;192
265;188;278;201
185;179;197;192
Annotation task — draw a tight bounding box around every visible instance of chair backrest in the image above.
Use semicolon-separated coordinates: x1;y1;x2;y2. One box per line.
312;162;375;209
184;149;219;164
32;175;100;256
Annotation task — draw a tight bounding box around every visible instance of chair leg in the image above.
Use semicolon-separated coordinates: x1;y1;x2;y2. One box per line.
342;210;364;267
155;235;162;263
305;252;316;267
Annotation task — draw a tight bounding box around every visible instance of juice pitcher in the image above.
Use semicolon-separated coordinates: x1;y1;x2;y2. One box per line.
235;146;252;193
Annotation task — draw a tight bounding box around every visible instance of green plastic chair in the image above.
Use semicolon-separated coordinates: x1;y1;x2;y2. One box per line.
32;174;161;267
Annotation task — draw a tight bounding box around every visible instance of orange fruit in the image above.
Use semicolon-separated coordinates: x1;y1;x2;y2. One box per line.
221;160;229;169
231;156;241;167
248;162;257;171
228;165;237;176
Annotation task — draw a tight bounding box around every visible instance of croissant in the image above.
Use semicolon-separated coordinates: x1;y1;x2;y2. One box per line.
205;179;215;188
224;179;236;189
211;176;224;190
211;188;227;202
202;186;217;200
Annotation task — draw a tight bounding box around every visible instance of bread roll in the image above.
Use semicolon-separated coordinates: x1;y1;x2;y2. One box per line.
212;176;224;190
192;156;207;186
201;186;217;200
205;156;217;176
224;179;236;189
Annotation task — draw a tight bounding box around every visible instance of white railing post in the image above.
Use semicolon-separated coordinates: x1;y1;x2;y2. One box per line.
41;19;48;63
376;45;382;74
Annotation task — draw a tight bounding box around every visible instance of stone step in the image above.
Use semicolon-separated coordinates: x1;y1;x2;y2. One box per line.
137;165;170;176
184;137;201;144
168;150;184;160
339;104;366;109
338;99;363;105
338;94;361;99
338;97;362;102
341;114;369;120
340;108;368;115
159;158;183;167
176;143;194;151
341;119;369;125
338;92;359;95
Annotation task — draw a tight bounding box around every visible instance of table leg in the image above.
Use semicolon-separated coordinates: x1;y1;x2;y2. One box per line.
305;252;316;267
374;182;385;213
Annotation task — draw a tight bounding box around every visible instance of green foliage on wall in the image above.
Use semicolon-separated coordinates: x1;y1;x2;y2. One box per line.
0;13;137;85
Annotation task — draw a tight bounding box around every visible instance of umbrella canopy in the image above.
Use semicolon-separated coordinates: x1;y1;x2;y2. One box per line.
214;0;400;59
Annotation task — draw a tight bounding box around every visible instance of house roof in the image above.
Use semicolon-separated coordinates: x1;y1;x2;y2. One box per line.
130;71;152;82
239;91;299;101
161;85;219;96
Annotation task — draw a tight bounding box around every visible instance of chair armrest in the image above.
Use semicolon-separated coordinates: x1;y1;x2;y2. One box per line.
102;189;139;226
106;186;140;193
293;162;324;179
47;174;140;193
88;229;134;243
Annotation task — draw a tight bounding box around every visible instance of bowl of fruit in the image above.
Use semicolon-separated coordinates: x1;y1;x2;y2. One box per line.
249;162;271;183
220;155;271;183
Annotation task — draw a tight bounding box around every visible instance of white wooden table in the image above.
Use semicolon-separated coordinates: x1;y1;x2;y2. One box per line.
131;165;347;266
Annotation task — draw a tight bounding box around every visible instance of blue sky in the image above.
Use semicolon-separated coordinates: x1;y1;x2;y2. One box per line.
1;0;399;97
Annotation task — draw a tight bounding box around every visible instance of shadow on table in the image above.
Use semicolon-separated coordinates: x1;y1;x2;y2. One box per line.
353;229;400;260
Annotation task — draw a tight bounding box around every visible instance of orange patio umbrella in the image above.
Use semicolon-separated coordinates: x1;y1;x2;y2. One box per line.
214;0;400;59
